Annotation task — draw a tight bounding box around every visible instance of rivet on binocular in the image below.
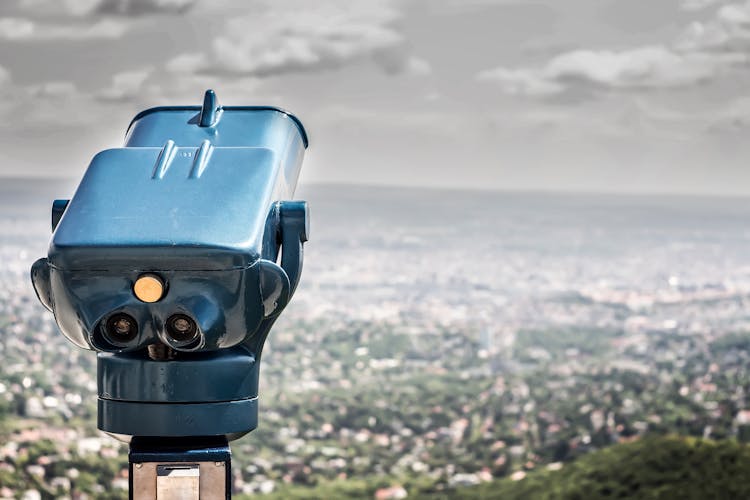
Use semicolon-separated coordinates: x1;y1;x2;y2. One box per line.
29;89;310;495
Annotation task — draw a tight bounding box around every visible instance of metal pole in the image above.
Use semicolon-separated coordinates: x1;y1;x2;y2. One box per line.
129;436;231;500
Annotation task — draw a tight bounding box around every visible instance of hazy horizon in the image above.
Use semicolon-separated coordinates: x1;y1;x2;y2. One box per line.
3;174;750;200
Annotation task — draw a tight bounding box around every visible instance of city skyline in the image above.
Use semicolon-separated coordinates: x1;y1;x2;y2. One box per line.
0;0;749;195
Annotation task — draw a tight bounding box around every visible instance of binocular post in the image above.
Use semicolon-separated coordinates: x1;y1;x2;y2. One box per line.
129;436;232;499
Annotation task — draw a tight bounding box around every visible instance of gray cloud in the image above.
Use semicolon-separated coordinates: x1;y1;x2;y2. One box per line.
680;0;729;11
0;65;10;85
478;46;743;96
476;67;564;96
706;96;750;132
17;0;195;17
92;0;195;17
28;81;78;98
167;0;431;78
96;68;154;101
0;17;129;40
479;1;750;98
372;51;432;76
677;1;750;51
0;81;111;128
0;0;193;43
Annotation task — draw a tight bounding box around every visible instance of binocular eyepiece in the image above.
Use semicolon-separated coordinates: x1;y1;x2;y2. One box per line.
30;90;309;441
100;311;199;351
104;313;139;346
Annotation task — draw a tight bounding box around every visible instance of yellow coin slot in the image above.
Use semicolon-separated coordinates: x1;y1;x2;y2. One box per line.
133;274;164;303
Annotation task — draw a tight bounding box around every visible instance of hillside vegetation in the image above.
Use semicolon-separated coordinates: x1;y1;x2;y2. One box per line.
258;435;750;499
418;435;750;499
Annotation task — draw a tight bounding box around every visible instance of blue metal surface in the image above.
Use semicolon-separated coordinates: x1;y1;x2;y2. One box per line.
99;398;258;437
126;106;308;148
128;106;308;148
50;146;284;269
29;90;310;440
98;347;258;402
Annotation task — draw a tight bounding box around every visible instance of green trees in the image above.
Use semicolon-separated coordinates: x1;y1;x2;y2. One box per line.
421;436;750;499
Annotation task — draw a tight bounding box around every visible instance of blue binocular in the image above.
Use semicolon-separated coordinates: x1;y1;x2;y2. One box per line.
30;90;309;441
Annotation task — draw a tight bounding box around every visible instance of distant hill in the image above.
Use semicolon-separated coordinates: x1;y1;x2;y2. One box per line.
418;436;750;499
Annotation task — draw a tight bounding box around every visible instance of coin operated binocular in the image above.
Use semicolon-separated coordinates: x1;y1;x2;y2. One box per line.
29;90;309;498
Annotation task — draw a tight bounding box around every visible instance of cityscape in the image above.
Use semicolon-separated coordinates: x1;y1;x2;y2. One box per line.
1;180;750;498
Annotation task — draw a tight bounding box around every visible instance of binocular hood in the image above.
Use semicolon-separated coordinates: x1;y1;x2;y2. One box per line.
32;201;306;354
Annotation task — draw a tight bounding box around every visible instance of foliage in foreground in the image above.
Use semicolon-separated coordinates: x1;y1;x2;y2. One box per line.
419;435;750;499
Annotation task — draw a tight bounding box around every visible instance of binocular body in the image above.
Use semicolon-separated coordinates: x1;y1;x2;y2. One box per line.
30;91;309;440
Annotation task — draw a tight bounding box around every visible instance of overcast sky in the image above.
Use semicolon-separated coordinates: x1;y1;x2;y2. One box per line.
0;0;749;194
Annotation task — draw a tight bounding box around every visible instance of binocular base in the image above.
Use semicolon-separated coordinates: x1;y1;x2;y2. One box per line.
99;397;257;440
129;436;231;500
97;348;260;440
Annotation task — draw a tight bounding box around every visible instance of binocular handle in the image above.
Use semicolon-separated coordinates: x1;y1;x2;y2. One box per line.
247;200;308;356
258;200;309;317
277;200;309;297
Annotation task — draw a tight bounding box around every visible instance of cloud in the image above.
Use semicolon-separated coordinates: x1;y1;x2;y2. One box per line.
92;0;195;16
60;0;103;16
403;57;432;76
372;52;432;76
165;52;206;73
0;65;10;86
167;0;429;78
19;81;97;126
0;18;32;39
0;74;161;131
18;0;195;17
477;67;564;96
676;1;750;51
479;1;750;98
0;0;193;44
679;20;731;51
547;47;738;88
96;68;153;101
28;81;78;98
680;0;728;10
0;79;116;128
0;17;128;40
478;46;742;96
717;1;750;25
706;96;750;131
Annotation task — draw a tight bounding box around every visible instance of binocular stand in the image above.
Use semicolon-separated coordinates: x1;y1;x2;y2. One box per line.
27;89;311;500
129;436;231;499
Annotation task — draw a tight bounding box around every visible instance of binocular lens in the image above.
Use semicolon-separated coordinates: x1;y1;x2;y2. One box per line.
165;314;199;345
104;313;138;345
